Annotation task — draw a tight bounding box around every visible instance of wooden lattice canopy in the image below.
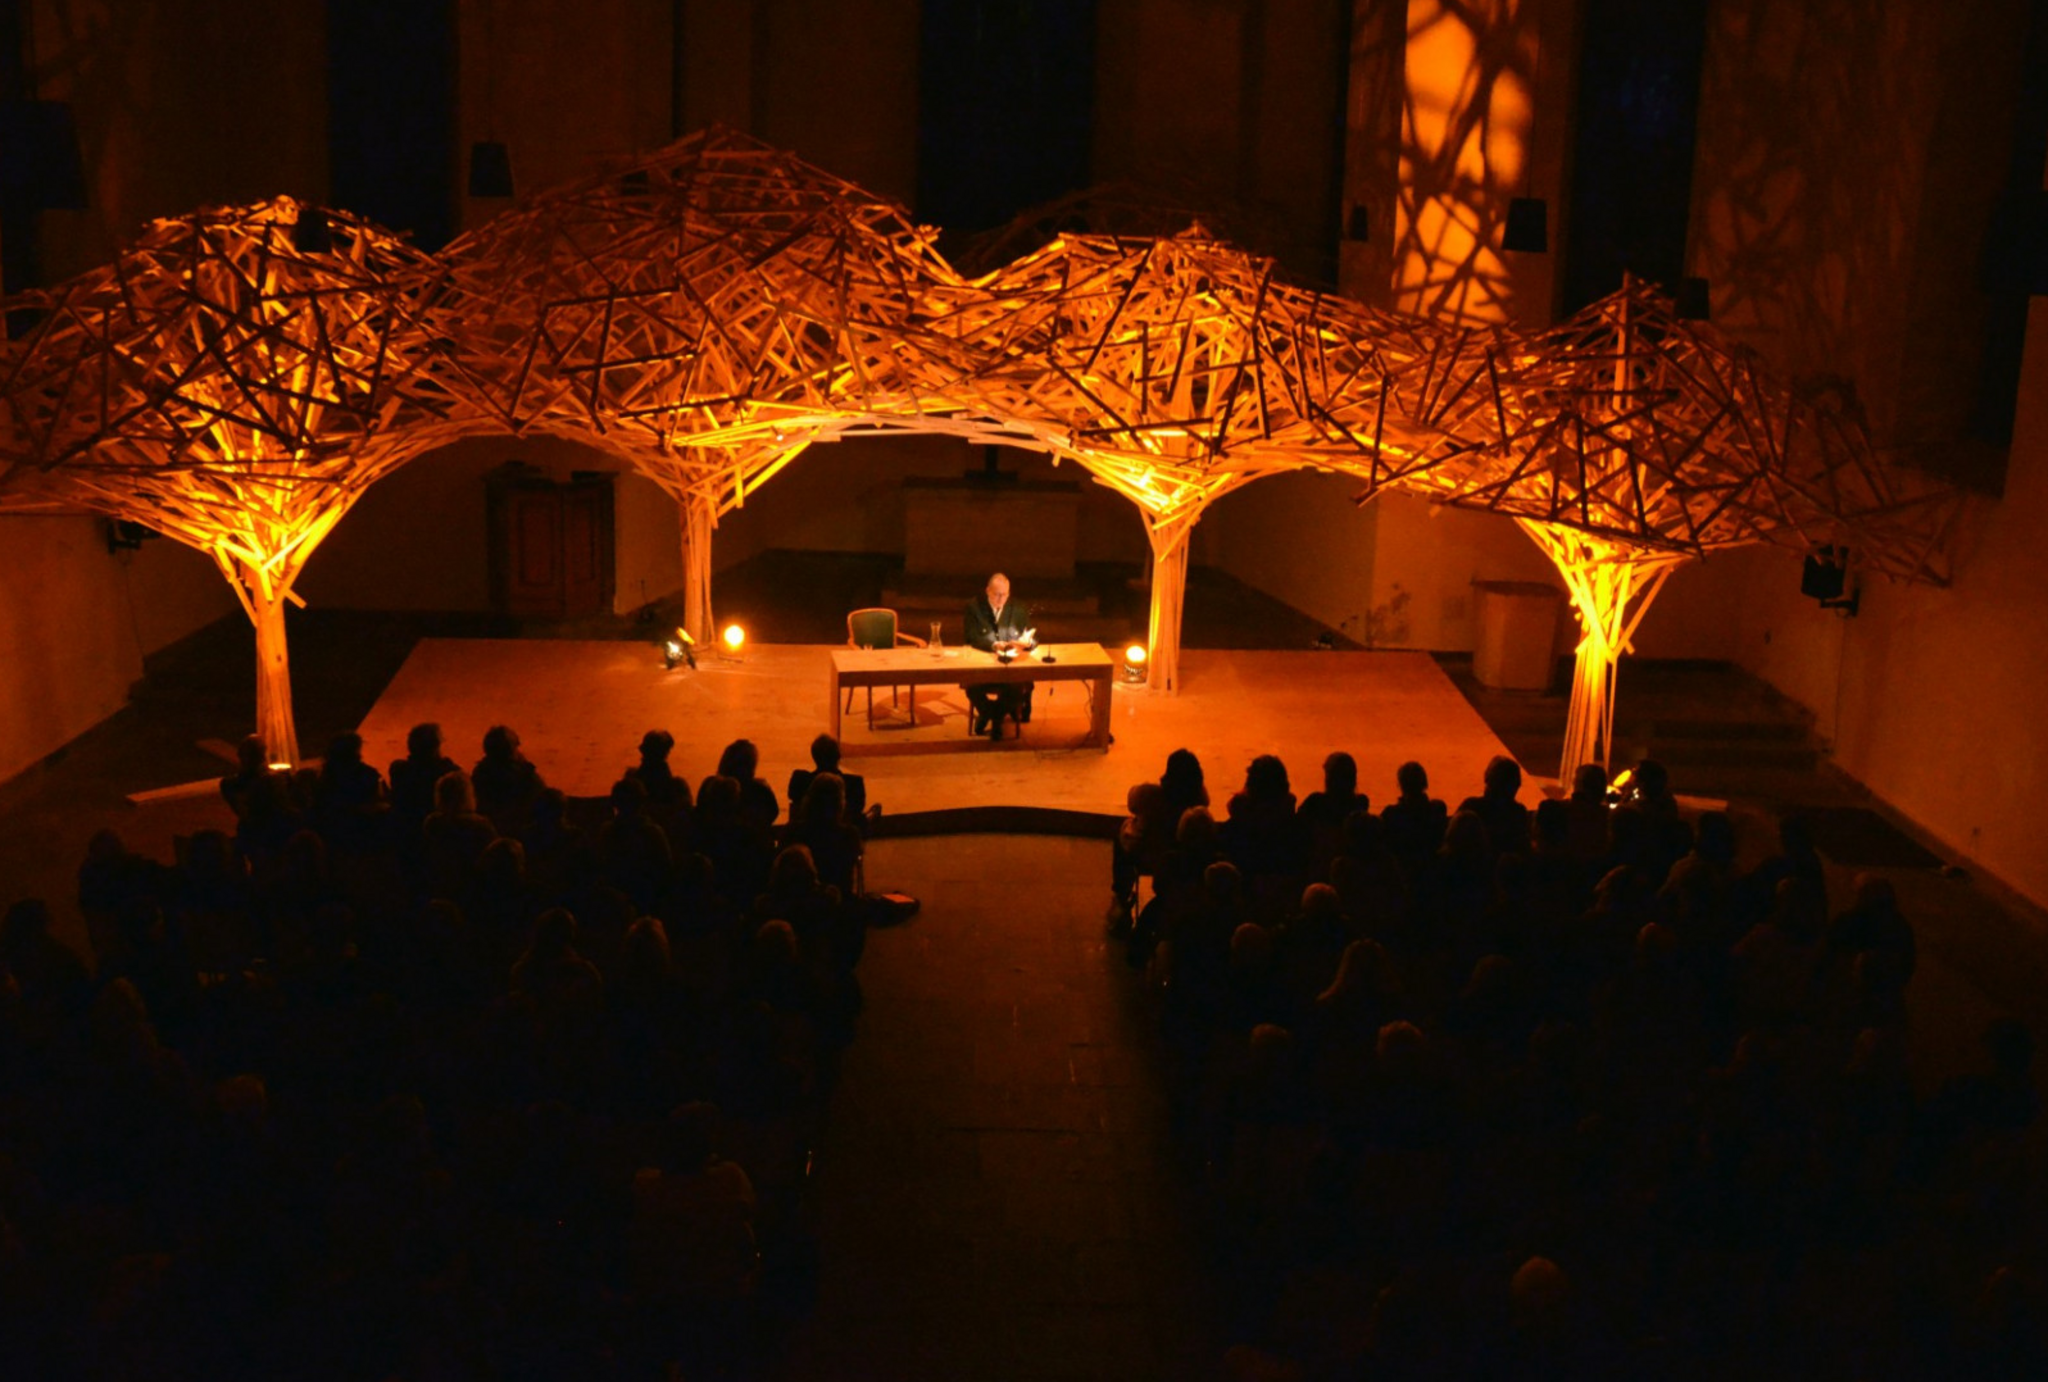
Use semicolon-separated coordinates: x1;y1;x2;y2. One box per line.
0;196;475;761
0;129;1961;769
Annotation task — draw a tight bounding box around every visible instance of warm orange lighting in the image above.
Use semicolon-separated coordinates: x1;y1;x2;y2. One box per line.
1120;643;1149;685
722;623;745;652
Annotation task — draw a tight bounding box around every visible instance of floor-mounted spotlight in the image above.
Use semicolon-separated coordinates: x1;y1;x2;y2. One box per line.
661;627;696;669
1120;643;1148;684
720;623;747;662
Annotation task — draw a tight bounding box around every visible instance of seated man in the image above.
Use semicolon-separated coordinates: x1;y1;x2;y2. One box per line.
963;571;1035;739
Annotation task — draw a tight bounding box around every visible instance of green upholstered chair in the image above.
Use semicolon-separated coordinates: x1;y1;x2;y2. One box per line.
846;608;926;727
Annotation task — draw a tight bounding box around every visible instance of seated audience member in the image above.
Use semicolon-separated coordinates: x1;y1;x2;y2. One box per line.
520;787;587;899
1563;762;1612;863
421;770;498;903
78;828;168;961
597;776;674;913
625;729;691;812
1458;755;1531;860
472;725;546;833
1737;811;1827;930
1222;754;1304;879
1112;782;1173;919
314;732;386;846
787;733;869;826
786;773;863;896
1922;1017;2041;1156
1132;805;1223;965
1825;873;1918;992
1;898;92;1028
1297;751;1366;876
1160;747;1210;827
389;722;459;828
1330;811;1412;942
1379;760;1449;881
717;738;781;831
220;734;301;857
510;907;605;1023
628;1103;759;1306
695;775;774;904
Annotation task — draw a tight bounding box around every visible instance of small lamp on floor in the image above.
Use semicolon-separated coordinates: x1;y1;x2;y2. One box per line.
1120;643;1148;685
720;623;747;662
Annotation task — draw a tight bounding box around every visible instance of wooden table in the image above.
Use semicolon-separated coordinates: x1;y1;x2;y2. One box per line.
829;643;1115;751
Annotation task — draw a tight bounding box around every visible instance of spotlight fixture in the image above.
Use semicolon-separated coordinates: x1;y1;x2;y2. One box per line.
720;623;746;660
1120;643;1148;685
1800;545;1860;617
291;204;333;254
104;518;153;553
661;626;697;670
1503;197;1548;253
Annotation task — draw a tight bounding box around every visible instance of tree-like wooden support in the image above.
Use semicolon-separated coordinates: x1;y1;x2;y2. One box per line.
1517;521;1685;779
1143;517;1195;693
679;490;718;644
2;137;1958;770
0;198;475;764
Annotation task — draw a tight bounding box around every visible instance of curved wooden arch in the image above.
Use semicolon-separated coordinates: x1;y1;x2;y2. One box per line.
1;131;1957;772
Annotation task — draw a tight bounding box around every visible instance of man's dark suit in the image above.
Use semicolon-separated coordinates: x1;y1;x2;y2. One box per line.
963;594;1035;733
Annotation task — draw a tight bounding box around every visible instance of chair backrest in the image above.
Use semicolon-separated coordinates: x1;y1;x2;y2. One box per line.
847;608;899;650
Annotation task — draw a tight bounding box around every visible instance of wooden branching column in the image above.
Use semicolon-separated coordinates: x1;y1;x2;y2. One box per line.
1518;522;1685;780
1142;515;1195;692
436;129;983;645
680;491;717;643
0;199;473;765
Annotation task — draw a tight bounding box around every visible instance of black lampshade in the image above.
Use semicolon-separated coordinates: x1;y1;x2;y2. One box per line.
469;140;515;198
0;99;88;210
1503;197;1548;253
1801;548;1849;602
291;205;333;254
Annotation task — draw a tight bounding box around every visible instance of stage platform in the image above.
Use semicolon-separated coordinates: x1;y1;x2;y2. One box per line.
355;641;1515;829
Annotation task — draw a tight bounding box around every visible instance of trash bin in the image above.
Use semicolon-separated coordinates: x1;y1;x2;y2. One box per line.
1473;581;1562;691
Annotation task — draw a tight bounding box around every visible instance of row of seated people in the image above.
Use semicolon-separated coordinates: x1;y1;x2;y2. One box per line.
0;724;882;1378
1112;747;2044;1380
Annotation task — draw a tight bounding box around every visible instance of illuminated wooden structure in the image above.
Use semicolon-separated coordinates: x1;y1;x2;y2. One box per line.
936;229;1452;690
1351;276;1961;776
1;136;1957;774
0;199;472;764
435;128;985;646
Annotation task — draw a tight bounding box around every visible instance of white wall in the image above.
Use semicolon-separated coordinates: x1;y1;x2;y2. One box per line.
0;517;236;784
711;433;1152;573
300;435;682;617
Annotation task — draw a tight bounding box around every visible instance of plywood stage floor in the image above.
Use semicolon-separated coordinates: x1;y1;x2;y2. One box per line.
356;641;1514;823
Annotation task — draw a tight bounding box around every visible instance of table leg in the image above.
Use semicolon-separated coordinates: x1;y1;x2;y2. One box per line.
829;667;843;741
1090;670;1112;749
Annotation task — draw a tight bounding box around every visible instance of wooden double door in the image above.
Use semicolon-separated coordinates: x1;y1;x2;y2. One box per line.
487;469;616;618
